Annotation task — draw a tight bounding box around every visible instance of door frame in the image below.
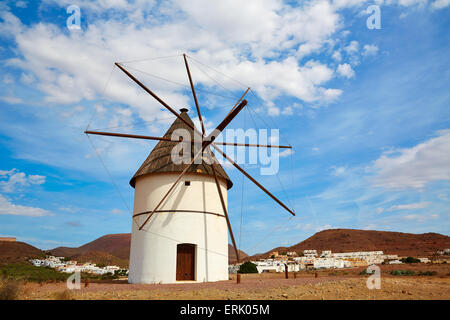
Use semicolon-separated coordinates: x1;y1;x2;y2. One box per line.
176;243;196;281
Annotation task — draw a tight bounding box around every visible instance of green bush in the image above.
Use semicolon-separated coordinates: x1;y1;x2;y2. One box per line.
238;261;258;274
418;271;437;276
359;269;375;275
0;263;68;282
391;269;415;276
400;257;421;264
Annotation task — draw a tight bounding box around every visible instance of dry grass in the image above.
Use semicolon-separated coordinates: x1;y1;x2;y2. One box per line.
53;289;75;300
0;278;21;300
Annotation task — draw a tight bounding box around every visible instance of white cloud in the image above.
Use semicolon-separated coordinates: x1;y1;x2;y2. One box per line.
0;194;51;217
279;149;294;157
0;0;345;121
363;223;376;230
362;44;379;56
0;169;46;193
403;213;439;222
20;72;35;85
344;40;359;54
0;95;23;104
337;63;355;78
431;0;450;8
377;201;430;213
372;130;450;190
111;208;124;215
15;1;28;8
331;166;347;176
281;106;294;116
332;50;342;62
315;224;332;232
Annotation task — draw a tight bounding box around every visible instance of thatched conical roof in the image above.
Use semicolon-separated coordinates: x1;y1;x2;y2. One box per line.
130;109;232;189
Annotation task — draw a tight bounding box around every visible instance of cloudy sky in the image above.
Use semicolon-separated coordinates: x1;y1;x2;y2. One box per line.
0;0;449;254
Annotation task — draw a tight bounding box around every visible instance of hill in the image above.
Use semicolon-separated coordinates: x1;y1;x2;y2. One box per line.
248;229;450;260
50;233;131;260
72;251;129;268
51;233;248;264
228;245;248;262
0;241;45;264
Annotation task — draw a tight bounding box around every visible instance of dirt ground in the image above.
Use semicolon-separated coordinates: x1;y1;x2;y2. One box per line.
15;264;450;300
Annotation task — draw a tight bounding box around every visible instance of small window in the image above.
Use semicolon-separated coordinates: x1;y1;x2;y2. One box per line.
185;181;190;186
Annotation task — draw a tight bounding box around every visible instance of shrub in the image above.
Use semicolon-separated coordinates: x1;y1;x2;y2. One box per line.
400;257;421;264
0;263;68;282
418;271;437;276
391;270;415;276
0;278;21;300
238;262;258;274
359;269;375;275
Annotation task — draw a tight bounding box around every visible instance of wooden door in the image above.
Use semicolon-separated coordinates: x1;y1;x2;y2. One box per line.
176;243;195;281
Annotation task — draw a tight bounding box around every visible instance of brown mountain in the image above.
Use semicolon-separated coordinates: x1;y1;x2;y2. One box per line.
72;251;129;268
50;233;248;264
0;241;45;264
228;245;248;263
248;229;450;260
50;233;131;260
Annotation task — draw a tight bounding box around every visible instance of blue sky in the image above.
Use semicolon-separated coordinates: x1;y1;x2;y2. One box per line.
0;0;449;254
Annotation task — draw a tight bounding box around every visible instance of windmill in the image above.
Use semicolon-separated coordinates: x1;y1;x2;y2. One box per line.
85;54;295;284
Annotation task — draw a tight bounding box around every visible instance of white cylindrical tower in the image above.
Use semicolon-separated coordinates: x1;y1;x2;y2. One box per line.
128;109;233;284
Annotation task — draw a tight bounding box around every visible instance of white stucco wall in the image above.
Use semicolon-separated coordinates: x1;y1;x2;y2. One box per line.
129;172;229;284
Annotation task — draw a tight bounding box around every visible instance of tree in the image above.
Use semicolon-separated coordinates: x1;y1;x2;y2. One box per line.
238;262;258;274
400;257;420;264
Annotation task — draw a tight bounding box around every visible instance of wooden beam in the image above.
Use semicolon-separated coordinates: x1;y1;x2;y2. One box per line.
85;130;291;148
212;144;296;216
204;100;247;147
84;130;175;142
183;53;205;135
115;62;195;131
226;87;250;118
209;151;240;262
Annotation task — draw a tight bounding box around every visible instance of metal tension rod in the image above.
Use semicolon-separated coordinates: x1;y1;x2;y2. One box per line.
85;130;291;148
183;53;205;135
209;151;240;262
212;144;296;216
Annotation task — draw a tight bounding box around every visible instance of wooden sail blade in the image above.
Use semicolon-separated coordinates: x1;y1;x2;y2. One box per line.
217;142;292;149
115;62;196;132
212;144;296;216
226;87;250;118
85;130;291;148
183;53;205;136
204;100;247;146
209;151;240;262
85;130;174;142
